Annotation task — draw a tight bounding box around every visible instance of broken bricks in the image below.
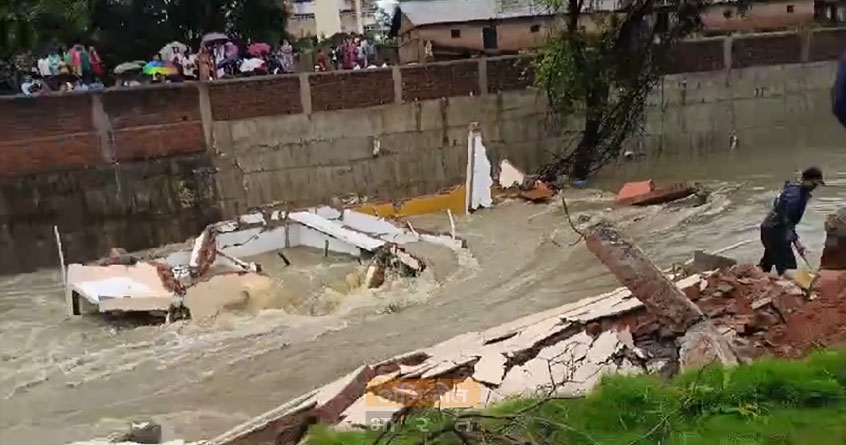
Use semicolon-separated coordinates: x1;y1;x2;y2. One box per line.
615;180;696;207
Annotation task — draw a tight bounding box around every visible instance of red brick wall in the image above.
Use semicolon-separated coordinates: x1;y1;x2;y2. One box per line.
209;75;302;120
664;39;725;74
102;84;201;128
731;33;802;68
401;60;479;102
102;84;206;163
487;56;535;93
809;28;846;62
0;94;98;177
310;69;395;111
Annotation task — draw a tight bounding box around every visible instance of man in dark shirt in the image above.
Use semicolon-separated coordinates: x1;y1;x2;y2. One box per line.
759;167;825;276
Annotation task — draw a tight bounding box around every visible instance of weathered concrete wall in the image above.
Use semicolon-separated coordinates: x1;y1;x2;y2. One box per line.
1;29;843;274
212;30;844;217
0;85;221;274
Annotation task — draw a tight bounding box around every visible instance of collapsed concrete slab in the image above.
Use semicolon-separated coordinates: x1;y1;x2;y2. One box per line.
202;271;715;445
65;206;462;319
65;263;179;316
203;234;846;445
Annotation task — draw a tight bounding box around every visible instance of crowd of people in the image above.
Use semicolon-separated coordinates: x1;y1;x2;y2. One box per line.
316;36;382;72
21;44;107;95
17;33;391;96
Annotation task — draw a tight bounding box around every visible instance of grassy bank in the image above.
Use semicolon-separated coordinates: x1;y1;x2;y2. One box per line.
308;349;846;444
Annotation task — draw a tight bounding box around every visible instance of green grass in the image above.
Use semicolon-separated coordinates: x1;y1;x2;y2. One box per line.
306;349;846;445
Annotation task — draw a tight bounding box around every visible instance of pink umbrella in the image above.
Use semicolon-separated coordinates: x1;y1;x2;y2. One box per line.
248;42;271;56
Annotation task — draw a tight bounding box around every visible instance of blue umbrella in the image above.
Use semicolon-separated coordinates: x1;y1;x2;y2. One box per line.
833;54;846;129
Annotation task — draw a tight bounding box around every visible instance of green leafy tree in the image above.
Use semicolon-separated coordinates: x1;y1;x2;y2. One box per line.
1;0;90;59
3;0;288;66
533;0;703;181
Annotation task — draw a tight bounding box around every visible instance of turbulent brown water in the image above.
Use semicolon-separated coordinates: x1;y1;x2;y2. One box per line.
1;143;844;444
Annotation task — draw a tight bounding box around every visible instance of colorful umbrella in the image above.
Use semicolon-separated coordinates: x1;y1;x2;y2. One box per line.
143;61;178;76
114;61;143;74
159;41;188;62
202;32;229;45
248;42;271;56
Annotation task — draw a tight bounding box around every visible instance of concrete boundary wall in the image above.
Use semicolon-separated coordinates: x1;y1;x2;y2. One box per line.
1;29;844;274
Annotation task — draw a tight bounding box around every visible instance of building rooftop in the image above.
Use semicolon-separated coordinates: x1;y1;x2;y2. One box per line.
398;0;625;26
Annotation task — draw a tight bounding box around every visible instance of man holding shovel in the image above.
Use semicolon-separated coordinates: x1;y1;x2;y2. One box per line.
758;167;825;276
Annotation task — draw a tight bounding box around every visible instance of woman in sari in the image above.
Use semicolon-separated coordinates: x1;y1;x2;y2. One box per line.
89;46;104;78
198;47;214;81
280;40;295;73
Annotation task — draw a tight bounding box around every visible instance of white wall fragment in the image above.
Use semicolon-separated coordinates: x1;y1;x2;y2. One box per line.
498;159;525;189
465;123;493;212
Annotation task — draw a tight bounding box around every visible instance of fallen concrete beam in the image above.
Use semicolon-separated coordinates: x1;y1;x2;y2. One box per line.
584;222;706;332
584;221;737;367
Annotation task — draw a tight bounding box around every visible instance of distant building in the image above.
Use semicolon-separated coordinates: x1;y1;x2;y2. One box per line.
285;0;386;40
814;0;846;25
390;0;621;63
699;0;816;34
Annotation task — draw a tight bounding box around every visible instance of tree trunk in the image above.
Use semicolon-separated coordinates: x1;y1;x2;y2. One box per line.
571;105;601;180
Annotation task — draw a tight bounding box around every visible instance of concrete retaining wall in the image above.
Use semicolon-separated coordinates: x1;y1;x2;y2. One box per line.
1;29;844;274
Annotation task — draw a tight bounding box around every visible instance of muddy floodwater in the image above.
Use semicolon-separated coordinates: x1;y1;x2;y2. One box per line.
1;143;844;444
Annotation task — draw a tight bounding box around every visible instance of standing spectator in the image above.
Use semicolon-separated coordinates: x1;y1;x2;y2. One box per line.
213;44;225;79
315;49;328;72
47;52;61;76
37;56;51;77
280;39;295;73
343;38;356;69
198;46;214;81
89;46;104;78
68;44;84;77
329;45;339;70
355;37;366;68
79;45;91;79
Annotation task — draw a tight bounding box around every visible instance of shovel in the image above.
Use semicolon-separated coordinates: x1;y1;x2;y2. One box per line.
793;248;817;290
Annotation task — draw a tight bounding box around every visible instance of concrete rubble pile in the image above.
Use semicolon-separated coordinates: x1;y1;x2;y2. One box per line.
64;205;464;321
202;222;846;445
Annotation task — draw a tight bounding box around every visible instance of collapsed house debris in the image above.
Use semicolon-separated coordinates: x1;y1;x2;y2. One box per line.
64;206;465;320
495;159;555;203
616;179;697;206
202;222;846;445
